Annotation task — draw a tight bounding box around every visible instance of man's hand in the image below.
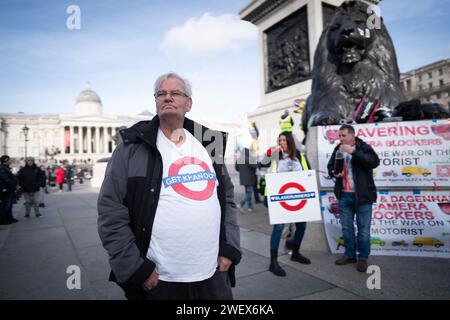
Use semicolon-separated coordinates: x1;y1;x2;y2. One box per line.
339;144;354;154
142;270;159;291
217;256;232;271
332;170;343;178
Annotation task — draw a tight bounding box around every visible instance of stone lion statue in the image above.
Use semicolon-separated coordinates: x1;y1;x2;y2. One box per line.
302;0;405;135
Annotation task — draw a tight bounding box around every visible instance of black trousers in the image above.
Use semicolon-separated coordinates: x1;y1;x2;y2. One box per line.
143;270;233;300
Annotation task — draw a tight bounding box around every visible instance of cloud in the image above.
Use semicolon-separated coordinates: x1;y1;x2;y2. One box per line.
159;13;257;56
182;65;259;123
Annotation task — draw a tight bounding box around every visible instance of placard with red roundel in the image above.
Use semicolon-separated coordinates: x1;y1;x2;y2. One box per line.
265;170;322;224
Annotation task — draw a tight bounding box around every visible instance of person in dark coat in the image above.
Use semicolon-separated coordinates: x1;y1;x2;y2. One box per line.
65;165;74;192
235;147;257;212
0;155;18;224
97;72;241;300
327;124;380;273
17;157;44;218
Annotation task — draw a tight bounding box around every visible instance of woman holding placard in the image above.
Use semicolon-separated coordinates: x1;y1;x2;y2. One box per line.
262;131;311;277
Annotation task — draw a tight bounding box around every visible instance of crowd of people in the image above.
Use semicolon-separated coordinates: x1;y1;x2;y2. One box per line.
0;157;91;225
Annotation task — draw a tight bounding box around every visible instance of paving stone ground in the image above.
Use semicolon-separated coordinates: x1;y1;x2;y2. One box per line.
1;175;449;300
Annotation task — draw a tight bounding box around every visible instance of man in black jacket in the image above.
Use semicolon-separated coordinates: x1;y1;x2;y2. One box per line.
327;124;379;272
18;157;44;218
98;72;241;300
65;164;74;192
0;155;18;224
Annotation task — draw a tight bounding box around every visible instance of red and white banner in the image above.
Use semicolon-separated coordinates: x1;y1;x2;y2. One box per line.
321;191;450;258
65;128;70;147
265;170;322;224
317;119;450;188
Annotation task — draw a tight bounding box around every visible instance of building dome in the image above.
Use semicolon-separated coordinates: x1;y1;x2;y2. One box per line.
76;89;102;104
75;83;103;115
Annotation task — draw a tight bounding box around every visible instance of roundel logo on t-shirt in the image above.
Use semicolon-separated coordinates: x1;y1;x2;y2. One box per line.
162;156;217;201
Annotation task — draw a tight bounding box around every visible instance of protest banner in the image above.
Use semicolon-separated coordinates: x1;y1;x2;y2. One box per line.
317;119;450;188
321;191;450;258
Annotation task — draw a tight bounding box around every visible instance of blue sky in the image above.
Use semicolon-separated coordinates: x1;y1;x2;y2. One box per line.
0;0;449;122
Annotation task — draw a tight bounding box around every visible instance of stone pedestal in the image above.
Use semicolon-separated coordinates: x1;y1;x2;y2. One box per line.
240;0;346;154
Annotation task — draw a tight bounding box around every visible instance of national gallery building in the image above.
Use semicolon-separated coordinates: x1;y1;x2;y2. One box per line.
0;86;153;165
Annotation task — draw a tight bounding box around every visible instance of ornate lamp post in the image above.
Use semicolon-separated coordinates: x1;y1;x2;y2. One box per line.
22;124;29;158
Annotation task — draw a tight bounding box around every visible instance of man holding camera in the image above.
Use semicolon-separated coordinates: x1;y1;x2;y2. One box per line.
327;124;379;272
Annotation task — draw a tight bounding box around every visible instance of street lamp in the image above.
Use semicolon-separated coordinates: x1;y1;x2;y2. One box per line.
22;124;29;158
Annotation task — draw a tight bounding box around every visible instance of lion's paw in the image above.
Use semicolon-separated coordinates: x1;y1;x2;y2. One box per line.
308;111;343;127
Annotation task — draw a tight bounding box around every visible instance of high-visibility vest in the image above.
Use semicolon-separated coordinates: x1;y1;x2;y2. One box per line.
264;153;309;196
279;115;293;132
299;153;309;171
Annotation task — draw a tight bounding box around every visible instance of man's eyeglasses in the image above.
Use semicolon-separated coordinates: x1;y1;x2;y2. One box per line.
154;90;190;100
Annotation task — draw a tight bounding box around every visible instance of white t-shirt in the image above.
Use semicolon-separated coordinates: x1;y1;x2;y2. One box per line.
147;128;221;282
277;152;302;172
342;152;355;192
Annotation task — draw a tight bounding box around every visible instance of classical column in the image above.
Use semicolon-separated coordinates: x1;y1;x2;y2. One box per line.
307;0;323;68
69;126;74;154
87;126;92;154
103;127;108;154
111;127;117;148
95;126;100;154
61;126;66;154
78;126;83;154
